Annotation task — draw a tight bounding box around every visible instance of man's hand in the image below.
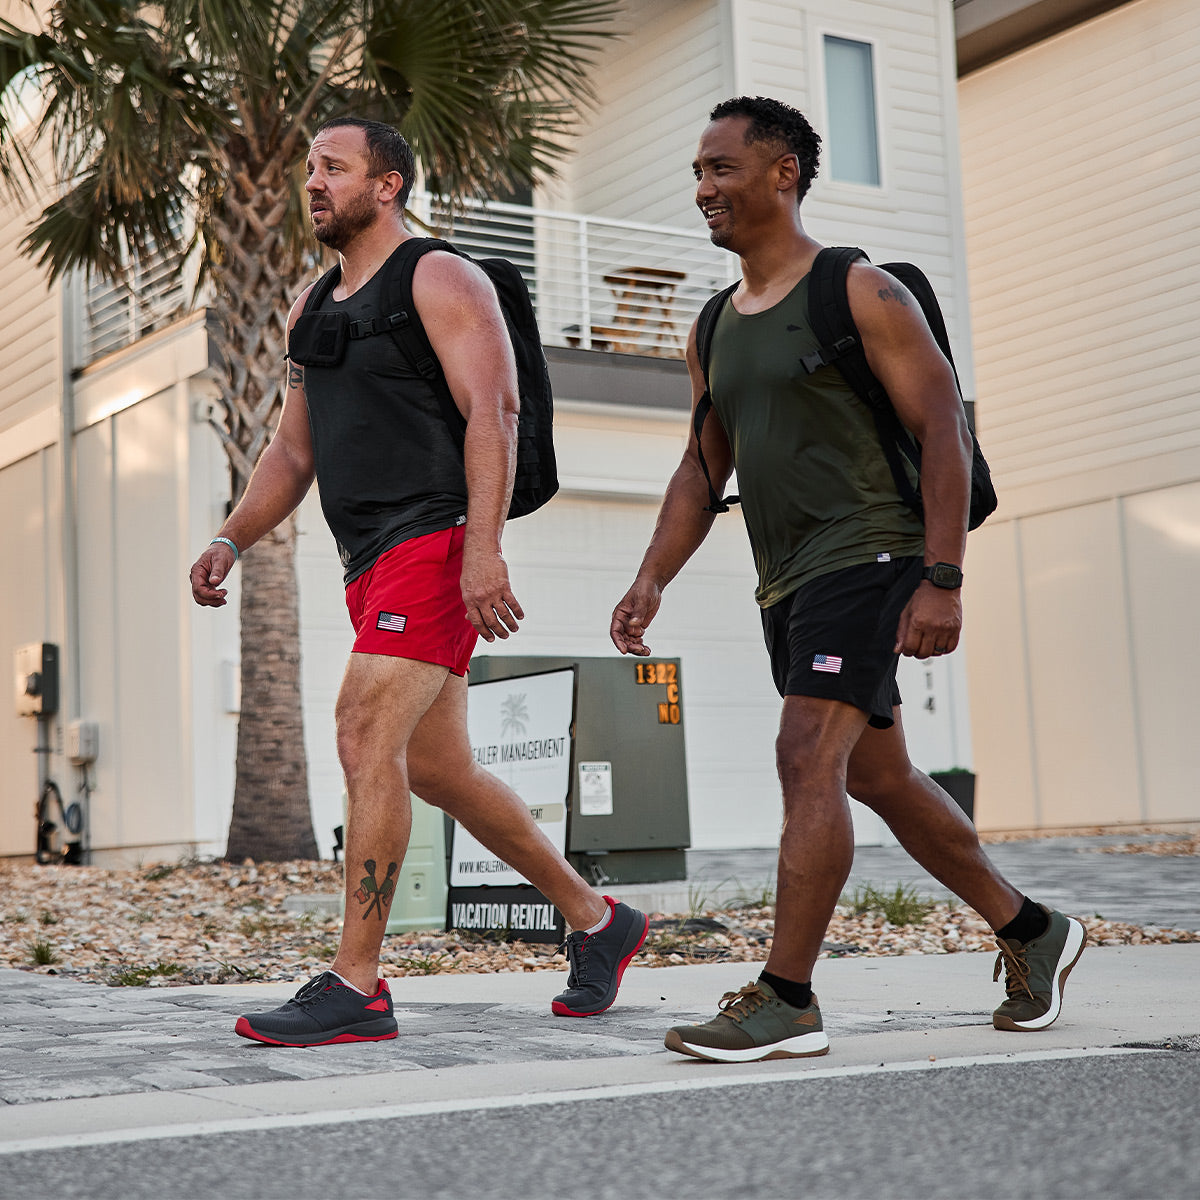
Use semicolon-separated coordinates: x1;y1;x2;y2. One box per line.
610;579;662;657
461;545;524;642
190;543;237;608
894;582;962;659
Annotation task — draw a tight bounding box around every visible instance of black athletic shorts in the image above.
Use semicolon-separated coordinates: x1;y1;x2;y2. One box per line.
760;556;923;729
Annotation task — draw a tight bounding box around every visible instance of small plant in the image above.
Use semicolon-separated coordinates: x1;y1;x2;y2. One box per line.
129;909;155;925
143;863;178;882
686;882;714;918
10;910;29;925
238;914;273;939
108;961;182;987
39;910;60;926
396;952;451;975
29;939;59;966
727;877;777;910
842;883;936;926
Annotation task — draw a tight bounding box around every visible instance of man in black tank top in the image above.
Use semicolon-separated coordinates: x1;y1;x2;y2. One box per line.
611;98;1086;1062
190;118;647;1045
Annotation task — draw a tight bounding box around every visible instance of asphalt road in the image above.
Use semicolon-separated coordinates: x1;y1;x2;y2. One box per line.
2;1048;1197;1199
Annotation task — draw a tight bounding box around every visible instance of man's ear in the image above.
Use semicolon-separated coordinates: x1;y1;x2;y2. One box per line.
775;152;801;196
378;170;405;205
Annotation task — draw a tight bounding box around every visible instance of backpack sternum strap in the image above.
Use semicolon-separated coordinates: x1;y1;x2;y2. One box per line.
346;311;411;340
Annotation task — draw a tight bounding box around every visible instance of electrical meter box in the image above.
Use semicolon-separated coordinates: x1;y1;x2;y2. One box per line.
14;643;59;717
469;655;691;885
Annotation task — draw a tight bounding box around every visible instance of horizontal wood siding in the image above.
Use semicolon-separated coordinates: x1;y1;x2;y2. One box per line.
959;0;1200;515
0;138;61;439
560;0;729;229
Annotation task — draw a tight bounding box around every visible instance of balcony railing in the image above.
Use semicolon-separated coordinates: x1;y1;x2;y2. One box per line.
79;197;735;366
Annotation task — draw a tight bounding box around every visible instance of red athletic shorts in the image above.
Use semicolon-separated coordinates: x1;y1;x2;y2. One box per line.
344;525;477;675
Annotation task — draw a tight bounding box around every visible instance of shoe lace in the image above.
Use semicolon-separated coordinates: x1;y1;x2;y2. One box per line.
559;932;588;987
993;941;1034;1001
291;972;336;1007
717;982;768;1024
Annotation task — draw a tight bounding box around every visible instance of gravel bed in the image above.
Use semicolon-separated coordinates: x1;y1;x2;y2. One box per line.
2;856;1196;988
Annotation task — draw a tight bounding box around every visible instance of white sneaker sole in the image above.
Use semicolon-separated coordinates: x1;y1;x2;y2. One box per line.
664;1028;830;1062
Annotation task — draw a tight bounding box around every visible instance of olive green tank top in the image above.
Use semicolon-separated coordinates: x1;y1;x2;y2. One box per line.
708;274;925;607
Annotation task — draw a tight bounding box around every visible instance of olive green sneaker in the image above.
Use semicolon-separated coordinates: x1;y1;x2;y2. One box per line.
664;980;830;1063
992;906;1087;1032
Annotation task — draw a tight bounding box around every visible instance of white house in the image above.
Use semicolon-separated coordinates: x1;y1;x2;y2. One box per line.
0;0;978;865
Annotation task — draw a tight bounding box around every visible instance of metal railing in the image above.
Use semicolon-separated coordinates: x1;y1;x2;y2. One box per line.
80;239;196;367
415;195;735;358
80;198;734;365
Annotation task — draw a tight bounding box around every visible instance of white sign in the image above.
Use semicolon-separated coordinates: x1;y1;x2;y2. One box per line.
578;761;613;816
451;668;575;887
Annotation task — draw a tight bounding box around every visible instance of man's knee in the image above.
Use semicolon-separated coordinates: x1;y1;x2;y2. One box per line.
335;694;391;779
775;735;850;801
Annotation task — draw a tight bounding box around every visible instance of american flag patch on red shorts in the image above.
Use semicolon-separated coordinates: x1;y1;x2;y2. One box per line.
376;611;408;633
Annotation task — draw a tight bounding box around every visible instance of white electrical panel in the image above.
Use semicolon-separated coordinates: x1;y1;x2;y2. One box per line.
68;720;99;765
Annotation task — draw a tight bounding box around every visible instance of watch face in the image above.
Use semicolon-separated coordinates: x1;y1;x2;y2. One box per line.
927;563;963;588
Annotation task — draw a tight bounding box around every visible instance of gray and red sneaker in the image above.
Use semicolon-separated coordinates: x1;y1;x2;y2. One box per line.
235;971;398;1046
551;896;649;1017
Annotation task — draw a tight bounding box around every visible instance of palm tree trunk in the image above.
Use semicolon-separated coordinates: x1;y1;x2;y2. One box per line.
225;516;318;862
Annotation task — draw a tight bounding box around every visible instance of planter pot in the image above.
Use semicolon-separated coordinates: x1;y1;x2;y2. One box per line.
930;771;975;823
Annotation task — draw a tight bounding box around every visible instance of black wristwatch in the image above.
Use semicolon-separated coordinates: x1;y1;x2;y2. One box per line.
922;562;964;589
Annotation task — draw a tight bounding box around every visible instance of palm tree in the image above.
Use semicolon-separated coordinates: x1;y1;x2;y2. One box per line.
0;0;618;861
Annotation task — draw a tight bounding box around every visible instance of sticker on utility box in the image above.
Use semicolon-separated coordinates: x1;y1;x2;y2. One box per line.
578;761;613;816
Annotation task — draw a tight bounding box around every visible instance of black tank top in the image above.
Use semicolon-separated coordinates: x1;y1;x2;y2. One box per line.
302;249;468;582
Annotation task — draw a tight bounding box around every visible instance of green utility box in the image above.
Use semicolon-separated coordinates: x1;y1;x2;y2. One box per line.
468;655;691;885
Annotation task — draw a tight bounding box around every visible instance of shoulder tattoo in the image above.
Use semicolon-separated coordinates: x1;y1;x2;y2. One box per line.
876;285;910;307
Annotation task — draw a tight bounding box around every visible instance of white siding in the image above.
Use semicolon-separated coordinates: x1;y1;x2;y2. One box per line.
0;150;61;440
0;446;64;857
551;0;728;229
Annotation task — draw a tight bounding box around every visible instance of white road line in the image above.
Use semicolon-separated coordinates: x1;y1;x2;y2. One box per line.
0;1045;1154;1156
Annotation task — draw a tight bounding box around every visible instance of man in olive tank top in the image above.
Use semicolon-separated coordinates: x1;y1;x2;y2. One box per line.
190;118;647;1046
612;97;1086;1062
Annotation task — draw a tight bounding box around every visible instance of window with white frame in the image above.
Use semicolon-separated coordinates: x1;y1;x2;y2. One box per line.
823;35;881;186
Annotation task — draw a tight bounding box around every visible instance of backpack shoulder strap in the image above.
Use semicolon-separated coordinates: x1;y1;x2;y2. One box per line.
804;246;869;375
806;246;924;514
693;282;740;515
695;282;738;382
299;264;342;314
376;237;468;441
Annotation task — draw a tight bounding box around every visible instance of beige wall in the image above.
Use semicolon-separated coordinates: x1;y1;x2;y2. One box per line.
959;0;1200;829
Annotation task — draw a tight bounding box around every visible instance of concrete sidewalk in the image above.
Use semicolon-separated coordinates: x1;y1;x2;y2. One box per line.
1;944;1197;1147
0;833;1196;1147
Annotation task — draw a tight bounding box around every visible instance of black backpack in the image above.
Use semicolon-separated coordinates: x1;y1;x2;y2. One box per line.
694;246;997;530
294;237;558;520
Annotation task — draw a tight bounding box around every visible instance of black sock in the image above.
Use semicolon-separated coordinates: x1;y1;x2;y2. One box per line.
997;896;1049;945
758;970;813;1010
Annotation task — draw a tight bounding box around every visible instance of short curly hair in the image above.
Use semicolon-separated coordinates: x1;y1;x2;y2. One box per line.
709;96;822;203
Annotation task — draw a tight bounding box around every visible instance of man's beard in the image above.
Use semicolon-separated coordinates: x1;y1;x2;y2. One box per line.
311;185;378;249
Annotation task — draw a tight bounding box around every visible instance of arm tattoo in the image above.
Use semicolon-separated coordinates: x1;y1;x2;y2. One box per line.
287;362;304;390
877;285;910;307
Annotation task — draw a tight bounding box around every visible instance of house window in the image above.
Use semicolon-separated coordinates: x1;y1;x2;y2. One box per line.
823;35;881;186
